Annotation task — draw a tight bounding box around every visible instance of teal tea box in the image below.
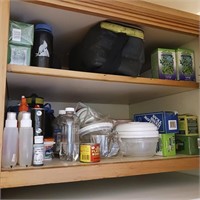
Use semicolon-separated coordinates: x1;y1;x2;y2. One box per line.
156;133;176;157
8;44;31;66
176;48;195;81
9;20;34;46
151;48;176;80
134;111;179;134
175;135;199;155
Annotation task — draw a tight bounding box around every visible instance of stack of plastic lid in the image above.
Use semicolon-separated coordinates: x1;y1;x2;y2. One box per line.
115;122;159;157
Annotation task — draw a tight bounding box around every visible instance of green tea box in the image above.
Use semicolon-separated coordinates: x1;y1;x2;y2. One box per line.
178;115;198;135
9;20;34;46
151;48;176;80
8;44;31;66
175;135;199;155
156;133;176;157
176;48;195;81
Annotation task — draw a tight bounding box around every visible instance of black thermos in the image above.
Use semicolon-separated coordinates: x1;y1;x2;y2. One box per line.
31;23;53;68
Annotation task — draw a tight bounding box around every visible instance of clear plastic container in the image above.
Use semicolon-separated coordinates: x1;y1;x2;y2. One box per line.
119;137;158;157
59;107;80;161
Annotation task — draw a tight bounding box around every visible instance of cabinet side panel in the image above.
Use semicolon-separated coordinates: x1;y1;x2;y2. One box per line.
0;1;10;170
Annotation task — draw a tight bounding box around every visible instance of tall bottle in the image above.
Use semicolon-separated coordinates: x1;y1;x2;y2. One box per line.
53;109;66;157
19;112;33;167
59;107;80;161
2;112;18;168
18;95;29;127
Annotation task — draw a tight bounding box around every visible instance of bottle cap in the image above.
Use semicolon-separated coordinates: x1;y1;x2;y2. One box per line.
59;110;66;115
5;112;17;128
19;96;29;112
65;107;75;112
20;112;32;127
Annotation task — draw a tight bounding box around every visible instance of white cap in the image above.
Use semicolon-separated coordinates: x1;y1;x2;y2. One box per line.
65;107;75;112
20;112;32;127
59;110;66;115
5;112;17;128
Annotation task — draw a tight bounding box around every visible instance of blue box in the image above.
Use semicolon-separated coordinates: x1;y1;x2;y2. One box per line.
133;111;179;134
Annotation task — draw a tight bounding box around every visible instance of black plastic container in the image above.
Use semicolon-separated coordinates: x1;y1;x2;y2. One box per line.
69;21;145;77
31;23;53;68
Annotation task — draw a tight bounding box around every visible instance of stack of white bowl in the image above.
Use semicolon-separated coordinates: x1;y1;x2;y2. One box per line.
115;122;159;157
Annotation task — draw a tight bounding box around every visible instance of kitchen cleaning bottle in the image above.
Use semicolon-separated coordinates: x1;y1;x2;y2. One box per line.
18;95;29;127
19;112;33;167
2;112;18;168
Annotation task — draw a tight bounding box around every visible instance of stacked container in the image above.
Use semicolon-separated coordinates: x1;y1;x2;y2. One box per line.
115;122;159;157
7;20;34;66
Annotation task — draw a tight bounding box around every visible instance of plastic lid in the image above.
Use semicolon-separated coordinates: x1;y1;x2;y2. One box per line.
59;110;66;115
20;112;32;127
115;122;158;132
117;130;159;138
65;107;75;112
5;112;17;128
35;23;52;33
79;122;113;136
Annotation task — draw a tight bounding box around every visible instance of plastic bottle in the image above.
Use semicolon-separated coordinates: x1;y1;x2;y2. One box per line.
52;109;66;157
19;112;33;167
59;107;80;161
31;23;53;68
2;112;18;168
18;95;29;127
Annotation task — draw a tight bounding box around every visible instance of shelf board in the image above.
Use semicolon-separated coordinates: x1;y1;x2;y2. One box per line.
1;155;199;188
7;64;199;104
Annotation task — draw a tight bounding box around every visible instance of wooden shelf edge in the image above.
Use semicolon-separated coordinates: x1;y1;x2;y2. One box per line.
7;64;199;89
1;156;199;188
27;0;199;35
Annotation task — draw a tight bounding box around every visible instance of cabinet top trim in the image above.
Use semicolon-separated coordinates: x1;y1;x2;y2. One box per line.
27;0;200;35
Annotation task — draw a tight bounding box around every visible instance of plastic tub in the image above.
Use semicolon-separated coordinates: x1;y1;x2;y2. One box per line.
116;122;159;157
119;137;158;157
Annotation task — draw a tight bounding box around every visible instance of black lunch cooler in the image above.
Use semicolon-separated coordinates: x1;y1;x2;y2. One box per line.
69;21;145;77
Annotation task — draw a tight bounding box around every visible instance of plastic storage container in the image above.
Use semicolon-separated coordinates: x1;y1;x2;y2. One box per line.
69;21;145;77
115;122;159;157
31;23;53;68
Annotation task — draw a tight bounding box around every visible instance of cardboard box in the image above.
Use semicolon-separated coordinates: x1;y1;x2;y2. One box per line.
175;135;199;155
134;111;179;134
9;20;34;46
178;115;198;135
176;48;195;81
8;44;31;66
156;133;176;157
151;48;176;80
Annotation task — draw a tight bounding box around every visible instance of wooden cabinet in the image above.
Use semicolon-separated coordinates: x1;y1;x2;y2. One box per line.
0;0;199;188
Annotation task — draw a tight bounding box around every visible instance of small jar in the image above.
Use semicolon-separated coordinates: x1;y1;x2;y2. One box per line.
31;23;53;68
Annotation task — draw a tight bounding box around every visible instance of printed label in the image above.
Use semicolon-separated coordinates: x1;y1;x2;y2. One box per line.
168;120;177;130
12;28;21;42
10;48;27;65
36;40;49;57
34;135;44;144
33;145;44;165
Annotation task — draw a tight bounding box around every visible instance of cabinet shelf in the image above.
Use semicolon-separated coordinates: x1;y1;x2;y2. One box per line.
0;155;199;188
7;64;199;104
